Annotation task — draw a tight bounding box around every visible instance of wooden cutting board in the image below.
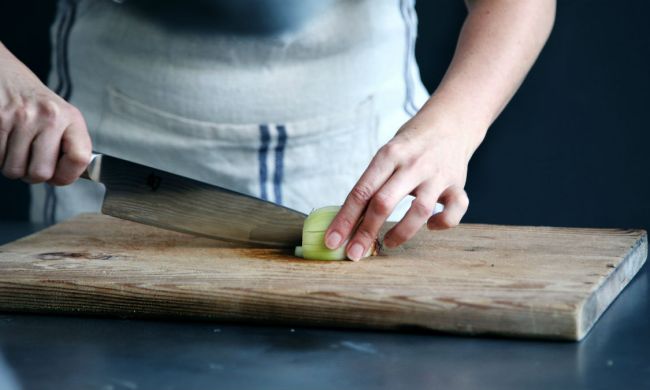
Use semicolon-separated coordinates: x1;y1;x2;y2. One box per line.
0;213;646;340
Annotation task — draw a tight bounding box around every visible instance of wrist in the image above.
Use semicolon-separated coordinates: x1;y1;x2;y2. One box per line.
410;95;489;162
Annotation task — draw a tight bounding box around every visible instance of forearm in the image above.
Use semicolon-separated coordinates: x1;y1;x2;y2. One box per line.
0;42;42;90
0;41;25;74
414;0;556;159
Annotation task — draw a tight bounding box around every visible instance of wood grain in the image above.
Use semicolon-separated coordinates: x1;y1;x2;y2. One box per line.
0;213;646;340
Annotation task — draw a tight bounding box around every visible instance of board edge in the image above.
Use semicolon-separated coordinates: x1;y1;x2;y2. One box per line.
576;230;648;340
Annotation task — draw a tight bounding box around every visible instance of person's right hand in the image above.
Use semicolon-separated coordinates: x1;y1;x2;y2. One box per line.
0;43;91;185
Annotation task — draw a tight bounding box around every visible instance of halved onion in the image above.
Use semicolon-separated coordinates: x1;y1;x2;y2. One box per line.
294;206;379;261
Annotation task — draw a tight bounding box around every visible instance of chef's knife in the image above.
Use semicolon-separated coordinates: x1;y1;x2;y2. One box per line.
81;153;306;247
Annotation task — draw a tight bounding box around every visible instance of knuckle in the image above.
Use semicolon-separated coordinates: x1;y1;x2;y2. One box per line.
459;193;470;209
370;192;394;216
334;214;356;234
28;166;54;183
458;194;469;210
438;213;459;229
67;150;90;168
411;199;433;218
14;106;28;123
13;104;38;128
2;166;24;180
67;105;84;123
379;142;402;160
348;184;374;205
450;189;470;209
38;100;61;125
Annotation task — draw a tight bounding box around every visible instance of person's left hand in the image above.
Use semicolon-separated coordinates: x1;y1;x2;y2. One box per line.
324;114;474;261
321;0;555;261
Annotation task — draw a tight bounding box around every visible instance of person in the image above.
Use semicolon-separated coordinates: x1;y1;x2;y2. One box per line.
0;0;555;260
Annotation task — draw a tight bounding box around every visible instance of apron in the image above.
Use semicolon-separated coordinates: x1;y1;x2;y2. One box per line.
32;0;431;224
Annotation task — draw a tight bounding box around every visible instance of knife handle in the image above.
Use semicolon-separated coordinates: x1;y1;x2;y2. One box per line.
80;153;103;182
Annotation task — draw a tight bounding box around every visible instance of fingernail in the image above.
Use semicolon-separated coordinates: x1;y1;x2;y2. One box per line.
325;231;342;249
347;243;364;261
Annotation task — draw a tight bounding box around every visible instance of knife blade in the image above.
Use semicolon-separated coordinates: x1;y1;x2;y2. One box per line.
82;154;306;247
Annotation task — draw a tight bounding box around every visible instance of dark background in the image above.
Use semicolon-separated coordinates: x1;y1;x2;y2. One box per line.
1;0;649;232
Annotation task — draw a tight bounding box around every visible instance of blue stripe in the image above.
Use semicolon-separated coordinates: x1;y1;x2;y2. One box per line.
45;0;77;226
60;0;77;101
399;0;418;116
258;124;271;200
273;125;287;205
43;185;52;225
405;3;419;114
53;0;72;96
50;187;58;225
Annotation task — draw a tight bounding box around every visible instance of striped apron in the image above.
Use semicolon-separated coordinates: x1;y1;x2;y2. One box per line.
31;0;431;224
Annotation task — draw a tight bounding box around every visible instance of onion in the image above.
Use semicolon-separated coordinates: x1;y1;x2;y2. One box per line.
294;206;379;261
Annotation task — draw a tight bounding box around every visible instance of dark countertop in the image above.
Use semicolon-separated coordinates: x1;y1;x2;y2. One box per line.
0;222;648;390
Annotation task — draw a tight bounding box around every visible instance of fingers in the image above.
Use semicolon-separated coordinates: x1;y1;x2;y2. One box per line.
26;100;66;183
27;128;61;183
427;186;469;230
383;183;442;248
2;107;35;179
383;185;469;249
345;170;416;260
324;139;466;260
324;148;398;250
50;118;92;186
0;94;91;185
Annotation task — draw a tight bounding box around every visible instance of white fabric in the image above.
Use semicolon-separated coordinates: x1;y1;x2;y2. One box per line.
31;0;432;224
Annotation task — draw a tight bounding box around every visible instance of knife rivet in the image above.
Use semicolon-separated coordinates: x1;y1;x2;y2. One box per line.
146;173;162;191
